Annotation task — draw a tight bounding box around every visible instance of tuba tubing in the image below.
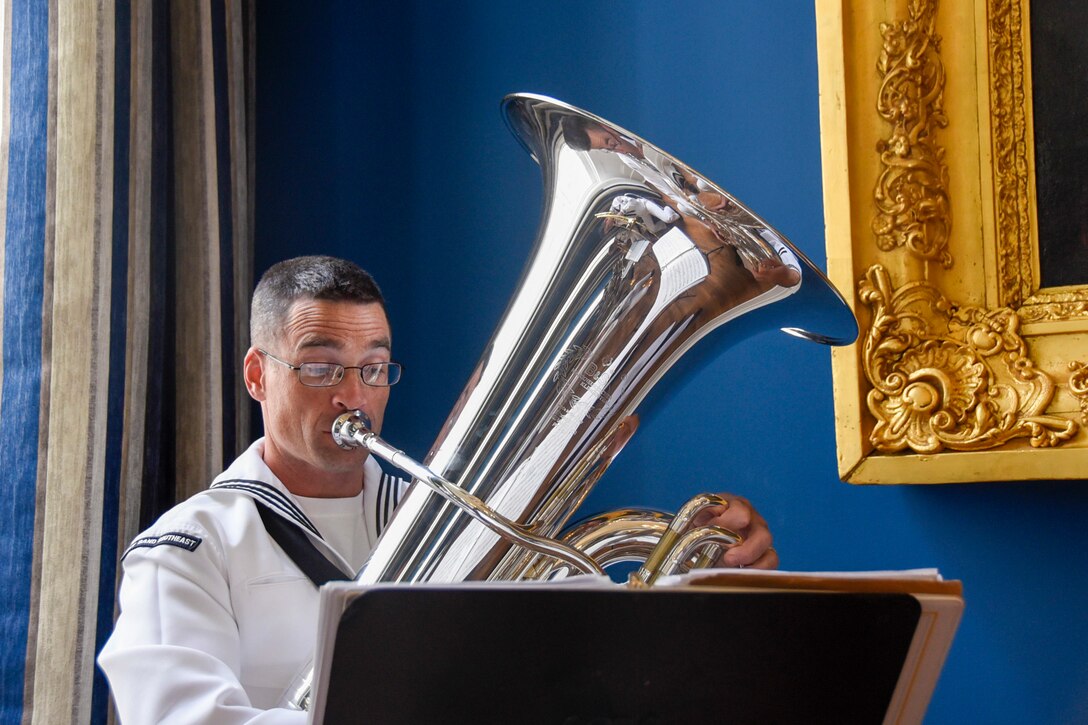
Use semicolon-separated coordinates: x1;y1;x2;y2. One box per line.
331;410;604;576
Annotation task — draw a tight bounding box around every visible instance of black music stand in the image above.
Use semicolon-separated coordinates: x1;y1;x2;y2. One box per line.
312;584;945;724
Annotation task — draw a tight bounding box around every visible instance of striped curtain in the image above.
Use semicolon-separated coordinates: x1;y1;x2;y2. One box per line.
0;1;255;723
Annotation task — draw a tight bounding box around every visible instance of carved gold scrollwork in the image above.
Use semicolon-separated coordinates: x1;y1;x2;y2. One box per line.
817;0;1088;480
1069;362;1088;425
859;265;1077;453
1018;296;1088;324
987;0;1088;318
872;0;952;268
987;0;1033;306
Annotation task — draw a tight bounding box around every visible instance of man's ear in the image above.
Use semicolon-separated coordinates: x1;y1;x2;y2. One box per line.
243;347;266;402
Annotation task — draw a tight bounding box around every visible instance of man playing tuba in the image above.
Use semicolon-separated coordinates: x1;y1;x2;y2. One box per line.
98;255;778;723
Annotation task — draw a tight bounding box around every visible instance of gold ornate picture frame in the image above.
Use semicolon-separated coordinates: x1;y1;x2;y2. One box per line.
816;0;1088;483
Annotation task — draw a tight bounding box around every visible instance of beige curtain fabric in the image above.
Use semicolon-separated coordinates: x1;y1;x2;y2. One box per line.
29;4;117;723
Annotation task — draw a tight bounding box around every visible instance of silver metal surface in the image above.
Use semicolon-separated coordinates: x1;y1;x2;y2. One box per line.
657;526;743;580
629;493;735;587
358;93;856;587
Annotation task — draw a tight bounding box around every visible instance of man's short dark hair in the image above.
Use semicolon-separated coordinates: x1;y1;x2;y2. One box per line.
250;255;385;347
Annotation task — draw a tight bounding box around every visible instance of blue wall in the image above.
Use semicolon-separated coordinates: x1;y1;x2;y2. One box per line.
256;2;1088;722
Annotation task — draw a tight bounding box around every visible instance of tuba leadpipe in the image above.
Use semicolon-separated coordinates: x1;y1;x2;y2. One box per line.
282;93;857;712
331;410;604;576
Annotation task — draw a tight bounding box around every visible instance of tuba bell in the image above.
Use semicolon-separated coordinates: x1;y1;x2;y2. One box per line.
283;93;857;710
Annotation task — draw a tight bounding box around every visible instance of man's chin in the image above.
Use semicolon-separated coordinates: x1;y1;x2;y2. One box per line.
319;432;367;459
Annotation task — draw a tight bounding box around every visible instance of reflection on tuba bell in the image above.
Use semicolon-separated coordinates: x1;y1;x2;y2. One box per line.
283;93;857;711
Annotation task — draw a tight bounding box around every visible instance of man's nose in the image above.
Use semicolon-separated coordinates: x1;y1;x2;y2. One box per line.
331;370;372;409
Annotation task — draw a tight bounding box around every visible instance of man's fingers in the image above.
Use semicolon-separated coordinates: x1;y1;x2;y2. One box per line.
720;524;773;567
693;499;752;533
743;545;779;570
685;494;776;569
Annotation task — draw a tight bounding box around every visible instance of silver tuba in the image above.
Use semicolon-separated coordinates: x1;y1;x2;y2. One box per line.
284;93;857;710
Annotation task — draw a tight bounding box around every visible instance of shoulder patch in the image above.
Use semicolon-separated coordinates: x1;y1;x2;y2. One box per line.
124;531;203;558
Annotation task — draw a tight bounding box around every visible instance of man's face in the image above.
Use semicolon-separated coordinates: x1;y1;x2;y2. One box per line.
244;299;392;495
585;126;644;158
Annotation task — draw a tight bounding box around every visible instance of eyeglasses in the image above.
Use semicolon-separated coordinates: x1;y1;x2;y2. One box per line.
258;349;403;387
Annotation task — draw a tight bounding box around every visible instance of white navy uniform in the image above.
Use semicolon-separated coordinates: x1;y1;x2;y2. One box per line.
98;439;409;724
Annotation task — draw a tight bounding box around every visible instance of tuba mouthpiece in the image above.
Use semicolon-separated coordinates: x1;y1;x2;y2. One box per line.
332;410;371;450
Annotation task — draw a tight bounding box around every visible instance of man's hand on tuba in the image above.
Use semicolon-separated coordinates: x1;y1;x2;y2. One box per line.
691;494;778;569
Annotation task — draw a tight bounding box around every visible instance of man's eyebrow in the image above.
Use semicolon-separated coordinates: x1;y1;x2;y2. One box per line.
296;336;391;352
297;337;342;351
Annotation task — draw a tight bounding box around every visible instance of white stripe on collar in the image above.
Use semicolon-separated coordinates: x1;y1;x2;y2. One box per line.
209;479;323;538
